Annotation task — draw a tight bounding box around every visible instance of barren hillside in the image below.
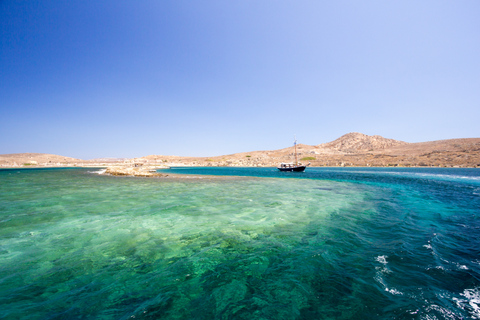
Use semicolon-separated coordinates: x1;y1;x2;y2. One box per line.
0;153;83;167
318;132;408;152
2;133;480;168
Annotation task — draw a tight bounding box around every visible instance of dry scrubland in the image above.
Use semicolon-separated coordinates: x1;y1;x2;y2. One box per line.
2;133;480;172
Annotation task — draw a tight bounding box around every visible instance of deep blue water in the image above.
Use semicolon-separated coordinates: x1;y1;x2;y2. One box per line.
1;167;479;319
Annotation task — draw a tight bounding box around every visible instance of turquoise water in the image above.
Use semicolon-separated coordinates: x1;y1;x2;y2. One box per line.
1;167;479;319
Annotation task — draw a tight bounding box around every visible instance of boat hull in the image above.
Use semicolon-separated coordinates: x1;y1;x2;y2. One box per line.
277;166;306;172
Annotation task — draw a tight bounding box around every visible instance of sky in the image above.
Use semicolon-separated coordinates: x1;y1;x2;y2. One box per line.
1;1;479;159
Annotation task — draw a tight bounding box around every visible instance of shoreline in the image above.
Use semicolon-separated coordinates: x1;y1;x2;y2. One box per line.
3;164;478;180
0;164;480;177
0;165;254;180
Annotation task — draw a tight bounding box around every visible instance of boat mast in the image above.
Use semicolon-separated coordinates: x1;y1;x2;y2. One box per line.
294;135;298;166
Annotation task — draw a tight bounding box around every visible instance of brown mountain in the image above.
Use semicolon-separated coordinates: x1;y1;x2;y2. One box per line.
317;132;408;152
2;133;480;168
0;153;83;167
135;134;479;168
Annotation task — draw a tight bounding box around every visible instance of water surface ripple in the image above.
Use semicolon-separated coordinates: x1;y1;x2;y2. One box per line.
0;167;479;319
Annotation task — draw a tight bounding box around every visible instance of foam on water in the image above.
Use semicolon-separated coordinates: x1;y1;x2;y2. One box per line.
88;168;107;174
343;170;480;182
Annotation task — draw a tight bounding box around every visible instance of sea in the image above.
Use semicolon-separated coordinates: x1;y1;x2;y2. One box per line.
1;166;479;319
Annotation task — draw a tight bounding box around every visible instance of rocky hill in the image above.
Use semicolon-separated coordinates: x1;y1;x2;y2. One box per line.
0;153;83;167
134;134;480;168
2;133;480;168
318;132;408;152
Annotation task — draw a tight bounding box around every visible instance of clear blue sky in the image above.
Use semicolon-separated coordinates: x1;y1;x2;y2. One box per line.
1;1;479;159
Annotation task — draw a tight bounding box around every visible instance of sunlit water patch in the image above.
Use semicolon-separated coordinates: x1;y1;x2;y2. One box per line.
1;167;479;319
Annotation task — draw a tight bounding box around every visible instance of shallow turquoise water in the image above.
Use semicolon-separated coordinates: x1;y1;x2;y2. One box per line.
1;167;479;319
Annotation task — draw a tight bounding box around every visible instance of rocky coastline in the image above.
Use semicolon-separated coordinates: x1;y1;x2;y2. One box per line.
104;166;165;177
102;165;249;180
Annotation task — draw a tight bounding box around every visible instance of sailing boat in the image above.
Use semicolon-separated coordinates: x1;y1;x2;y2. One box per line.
277;136;310;172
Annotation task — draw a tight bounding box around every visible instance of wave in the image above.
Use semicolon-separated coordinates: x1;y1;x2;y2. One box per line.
374;255;404;296
453;287;480;319
406;172;480;181
88;169;106;174
337;169;480;184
